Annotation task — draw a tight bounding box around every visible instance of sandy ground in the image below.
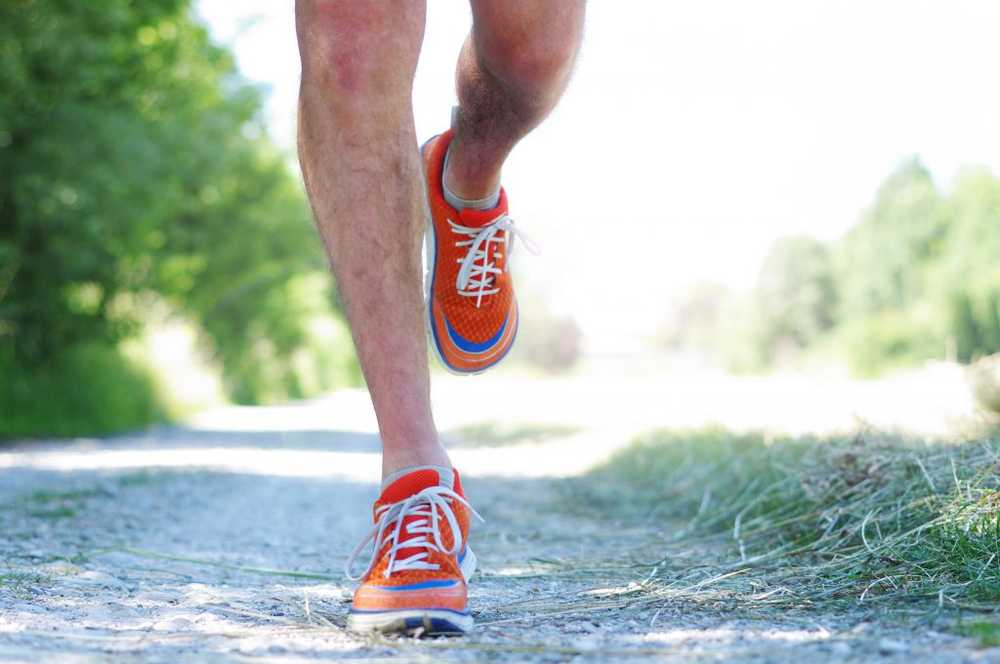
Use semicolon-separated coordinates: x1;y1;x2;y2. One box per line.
1;364;998;662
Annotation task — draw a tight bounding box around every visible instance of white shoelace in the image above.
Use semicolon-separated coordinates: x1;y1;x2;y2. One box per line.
344;485;484;581
450;213;539;308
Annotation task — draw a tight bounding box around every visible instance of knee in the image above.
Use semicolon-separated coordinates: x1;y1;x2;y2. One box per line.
472;2;584;92
481;35;578;92
297;0;421;103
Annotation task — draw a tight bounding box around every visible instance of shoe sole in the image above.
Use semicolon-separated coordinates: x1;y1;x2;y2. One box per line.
421;137;517;377
346;547;479;636
346;608;473;636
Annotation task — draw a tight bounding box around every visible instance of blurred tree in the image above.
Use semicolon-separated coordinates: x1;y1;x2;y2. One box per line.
941;168;1000;362
2;0;186;361
836;157;946;320
0;1;352;435
685;158;1000;376
749;235;838;365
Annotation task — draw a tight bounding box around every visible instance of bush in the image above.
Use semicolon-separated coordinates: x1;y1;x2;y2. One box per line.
947;278;1000;364
0;342;165;439
838;307;946;377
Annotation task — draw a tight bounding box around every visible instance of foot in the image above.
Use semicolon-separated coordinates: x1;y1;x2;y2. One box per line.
345;467;481;636
422;130;535;375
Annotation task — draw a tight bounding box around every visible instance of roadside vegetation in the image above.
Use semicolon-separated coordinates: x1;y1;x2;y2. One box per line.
582;428;1000;613
0;1;359;438
660;158;1000;377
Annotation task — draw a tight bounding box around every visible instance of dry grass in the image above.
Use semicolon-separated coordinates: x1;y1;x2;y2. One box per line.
970;354;1000;417
574;427;1000;613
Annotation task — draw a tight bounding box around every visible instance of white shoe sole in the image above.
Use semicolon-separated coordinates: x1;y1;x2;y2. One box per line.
347;608;474;635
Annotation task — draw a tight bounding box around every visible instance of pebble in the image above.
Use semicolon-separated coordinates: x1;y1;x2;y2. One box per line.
152;617;193;632
135;590;176;603
575;636;601;652
878;638;909;654
830;641;851;655
71;571;124;588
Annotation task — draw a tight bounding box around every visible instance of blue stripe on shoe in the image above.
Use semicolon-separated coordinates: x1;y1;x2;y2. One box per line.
445;313;508;353
371;579;459;592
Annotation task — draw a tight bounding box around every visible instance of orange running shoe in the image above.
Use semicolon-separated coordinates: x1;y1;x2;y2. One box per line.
345;467;481;635
422;130;537;374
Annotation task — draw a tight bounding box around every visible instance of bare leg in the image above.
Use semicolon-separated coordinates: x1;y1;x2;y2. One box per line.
295;0;448;477
445;1;587;199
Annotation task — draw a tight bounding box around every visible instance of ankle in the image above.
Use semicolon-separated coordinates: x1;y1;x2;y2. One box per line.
443;136;503;202
380;463;454;492
381;441;451;480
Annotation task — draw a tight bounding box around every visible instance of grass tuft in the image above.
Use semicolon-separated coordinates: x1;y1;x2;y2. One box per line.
581;428;1000;611
957;620;1000;648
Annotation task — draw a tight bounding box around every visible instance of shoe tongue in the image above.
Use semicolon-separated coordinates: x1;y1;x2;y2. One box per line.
376;467;459;572
379;467;455;506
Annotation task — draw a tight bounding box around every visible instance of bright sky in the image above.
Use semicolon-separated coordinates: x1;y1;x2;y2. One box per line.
198;1;1000;351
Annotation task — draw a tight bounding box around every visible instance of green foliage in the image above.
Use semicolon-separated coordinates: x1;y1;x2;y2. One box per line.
837;157;947;319
839;306;947;376
1;1;354;433
0;342;165;439
703;157;1000;375
749;236;837;366
831;159;999;372
942;169;1000;363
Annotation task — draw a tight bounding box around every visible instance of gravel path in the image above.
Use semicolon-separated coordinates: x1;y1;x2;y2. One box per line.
1;369;995;662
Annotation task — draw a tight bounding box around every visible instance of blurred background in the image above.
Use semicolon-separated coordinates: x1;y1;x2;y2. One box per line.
3;0;1000;439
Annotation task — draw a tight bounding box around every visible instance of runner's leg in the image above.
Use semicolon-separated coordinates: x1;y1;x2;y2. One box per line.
446;1;587;199
295;0;447;477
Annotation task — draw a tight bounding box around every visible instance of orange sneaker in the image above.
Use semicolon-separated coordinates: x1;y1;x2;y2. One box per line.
422;130;537;375
345;467;481;635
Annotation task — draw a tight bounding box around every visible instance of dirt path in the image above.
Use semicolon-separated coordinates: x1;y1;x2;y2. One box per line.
0;369;993;662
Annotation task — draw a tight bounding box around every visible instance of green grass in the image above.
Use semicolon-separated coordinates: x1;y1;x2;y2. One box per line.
5;486;108;521
580;428;1000;611
26;505;77;519
0;341;167;439
0;572;49;599
25;488;105;503
957;620;1000;648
